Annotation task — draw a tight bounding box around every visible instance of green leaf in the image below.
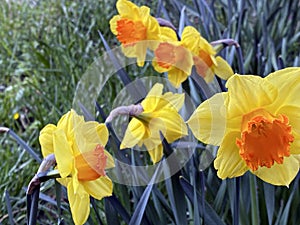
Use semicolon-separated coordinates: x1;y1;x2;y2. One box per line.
104;197;120;225
27;185;40;225
278;176;299;225
128;164;162;225
106;195;130;224
180;176;226;225
263;182;275;225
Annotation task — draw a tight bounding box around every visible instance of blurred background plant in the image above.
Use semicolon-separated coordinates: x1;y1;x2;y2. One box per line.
1;0;300;224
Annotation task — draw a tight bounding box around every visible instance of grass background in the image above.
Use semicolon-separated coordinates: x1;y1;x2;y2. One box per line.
1;0;300;224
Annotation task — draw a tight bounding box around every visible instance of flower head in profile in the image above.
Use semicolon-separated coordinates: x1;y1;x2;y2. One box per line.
181;26;233;83
110;0;160;66
187;68;300;186
120;83;188;163
152;22;194;88
152;28;194;88
39;110;114;225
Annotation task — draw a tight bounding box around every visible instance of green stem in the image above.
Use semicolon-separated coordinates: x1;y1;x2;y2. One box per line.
249;174;260;225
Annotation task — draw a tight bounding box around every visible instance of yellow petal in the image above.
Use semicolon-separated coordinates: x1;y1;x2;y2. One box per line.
187;93;228;145
181;26;215;55
181;26;201;53
202;67;215;83
160;92;185;111
152;59;169;73
82;176;113;200
275;105;300;146
214;131;248;179
74;122;109;155
135;42;148;66
226;75;278;119
193;56;215;83
53;129;73;178
109;15;121;35
116;0;138;18
174;46;194;74
57;177;71;188
266;67;300;82
120;118;146;149
167;69;189;88
143;117;165;150
141;7;160;42
104;150;115;169
199;36;216;55
213;56;234;80
159;26;178;41
252;155;300;186
139;5;150;18
57;110;84;139
147;83;163;96
267;67;300;109
142;83;163;112
39;124;56;158
121;44;147;67
158;109;188;142
67;182;90;225
147;144;164;163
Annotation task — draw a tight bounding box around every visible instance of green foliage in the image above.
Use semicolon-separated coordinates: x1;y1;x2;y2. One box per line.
1;0;300;224
0;0;115;223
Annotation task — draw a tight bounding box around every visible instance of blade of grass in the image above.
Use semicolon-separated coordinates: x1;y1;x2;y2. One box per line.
0;127;42;163
98;30;131;86
5;190;14;225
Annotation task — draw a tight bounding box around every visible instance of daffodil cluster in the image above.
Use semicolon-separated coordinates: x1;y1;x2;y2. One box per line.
35;1;300;224
110;0;233;88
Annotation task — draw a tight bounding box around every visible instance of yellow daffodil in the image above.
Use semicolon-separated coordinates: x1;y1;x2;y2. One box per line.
181;26;233;83
152;24;194;88
120;83;188;163
152;41;194;88
39;110;114;225
187;68;300;186
110;0;160;66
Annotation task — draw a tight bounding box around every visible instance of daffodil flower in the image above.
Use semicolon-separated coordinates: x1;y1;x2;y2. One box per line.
153;41;194;88
120;83;188;163
110;0;161;66
152;26;233;87
39;110;114;225
152;23;195;88
181;26;233;83
187;68;300;186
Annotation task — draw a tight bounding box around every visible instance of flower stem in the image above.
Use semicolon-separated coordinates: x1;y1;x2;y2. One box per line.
249;174;260;225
